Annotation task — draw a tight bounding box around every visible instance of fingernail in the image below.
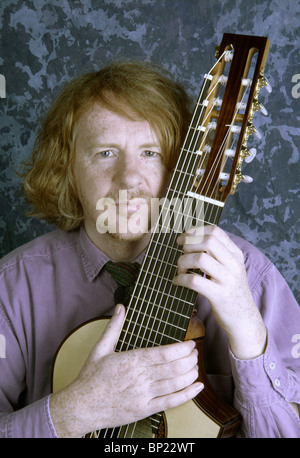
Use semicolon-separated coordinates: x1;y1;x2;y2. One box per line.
115;304;122;315
196;382;204;392
176;235;183;244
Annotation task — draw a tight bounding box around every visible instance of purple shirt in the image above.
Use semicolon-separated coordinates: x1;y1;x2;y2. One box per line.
0;226;299;437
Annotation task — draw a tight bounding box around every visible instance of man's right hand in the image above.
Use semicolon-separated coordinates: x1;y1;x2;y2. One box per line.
49;304;203;438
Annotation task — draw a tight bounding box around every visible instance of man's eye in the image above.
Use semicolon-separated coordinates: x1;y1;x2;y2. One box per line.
98;150;113;157
143;150;157;157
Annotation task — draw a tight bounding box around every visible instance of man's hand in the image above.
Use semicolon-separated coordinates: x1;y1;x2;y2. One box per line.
173;225;267;360
50;304;203;438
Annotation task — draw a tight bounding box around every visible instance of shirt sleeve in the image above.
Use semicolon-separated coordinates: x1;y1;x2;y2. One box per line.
229;263;300;438
0;307;57;438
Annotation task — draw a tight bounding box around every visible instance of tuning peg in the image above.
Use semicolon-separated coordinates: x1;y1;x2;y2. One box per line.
213;97;223;107
242;78;252;87
220;172;253;185
220;172;230;181
224;50;234;62
264;77;272;93
246;122;262;140
241;175;253;183
251;99;268;116
218;75;228;85
257;75;272;93
196;168;205;178
259;103;268;116
233;173;253;188
254;128;262;140
219;172;230;186
244;147;257;163
225;148;235;158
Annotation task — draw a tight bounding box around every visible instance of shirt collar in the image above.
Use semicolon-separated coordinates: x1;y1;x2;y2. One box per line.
79;225;145;282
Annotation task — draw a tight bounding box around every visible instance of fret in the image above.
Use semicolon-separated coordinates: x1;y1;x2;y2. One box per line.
143;233;181;267
118;320;186;350
117;332;181;350
124;318;187;336
163;187;186;199
127;297;193;321
170;168;195;178
173;153;199;177
140;253;179;273
143;236;179;252
168;169;195;196
132;282;190;313
186;191;225;207
181;124;204;150
180;147;208;157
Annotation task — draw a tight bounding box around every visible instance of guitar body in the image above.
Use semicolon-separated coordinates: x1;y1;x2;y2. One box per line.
52;317;240;438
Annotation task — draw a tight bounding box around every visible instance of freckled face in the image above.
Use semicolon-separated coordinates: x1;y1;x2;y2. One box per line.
72;102;170;244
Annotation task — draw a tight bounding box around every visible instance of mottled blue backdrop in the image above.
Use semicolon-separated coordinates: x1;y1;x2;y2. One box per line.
0;0;299;303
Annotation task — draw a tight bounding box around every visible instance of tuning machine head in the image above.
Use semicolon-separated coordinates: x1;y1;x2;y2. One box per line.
241;146;257;163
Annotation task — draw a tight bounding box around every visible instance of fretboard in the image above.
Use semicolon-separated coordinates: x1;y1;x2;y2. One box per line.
115;190;223;353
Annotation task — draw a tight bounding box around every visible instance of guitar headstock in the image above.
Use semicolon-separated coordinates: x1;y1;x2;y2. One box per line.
188;33;270;204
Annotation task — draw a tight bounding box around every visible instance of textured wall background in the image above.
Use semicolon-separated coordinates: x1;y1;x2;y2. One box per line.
0;0;299;303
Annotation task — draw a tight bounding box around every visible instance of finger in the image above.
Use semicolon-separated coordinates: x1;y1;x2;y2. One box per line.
178;225;237;255
149;381;204;413
177;251;222;278
178;227;243;269
149;347;199;381
138;339;196;367
130;340;196;371
173;271;220;301
91;304;126;359
149;364;199;397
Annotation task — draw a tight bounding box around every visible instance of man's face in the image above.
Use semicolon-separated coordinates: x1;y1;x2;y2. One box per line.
73;102;171;242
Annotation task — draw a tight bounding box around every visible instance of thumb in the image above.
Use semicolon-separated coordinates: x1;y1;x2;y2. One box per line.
92;304;126;359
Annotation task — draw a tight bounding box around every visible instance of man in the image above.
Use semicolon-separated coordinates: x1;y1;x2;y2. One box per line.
0;61;299;438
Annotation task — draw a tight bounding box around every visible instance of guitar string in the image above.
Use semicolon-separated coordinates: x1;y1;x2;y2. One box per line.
99;48;242;439
119;50;238;351
120;63;237;355
114;71;214;352
123;94;249;441
126;86;251;439
117;77;249;441
117;66;224;352
93;111;239;441
121;99;220;353
110;51;234;440
106;71;220;440
116;47;231;352
90;50;235;440
129;48;259;437
152;72;251;330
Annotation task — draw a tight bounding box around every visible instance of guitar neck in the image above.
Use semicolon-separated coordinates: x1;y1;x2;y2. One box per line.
115;194;224;352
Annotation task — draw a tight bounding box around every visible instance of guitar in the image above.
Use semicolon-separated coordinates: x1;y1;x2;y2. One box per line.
52;33;270;438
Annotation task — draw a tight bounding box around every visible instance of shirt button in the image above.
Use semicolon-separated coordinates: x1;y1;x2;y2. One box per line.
274;378;281;387
270;362;276;370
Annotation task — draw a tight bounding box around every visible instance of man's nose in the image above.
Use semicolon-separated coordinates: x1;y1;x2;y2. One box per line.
114;156;143;190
